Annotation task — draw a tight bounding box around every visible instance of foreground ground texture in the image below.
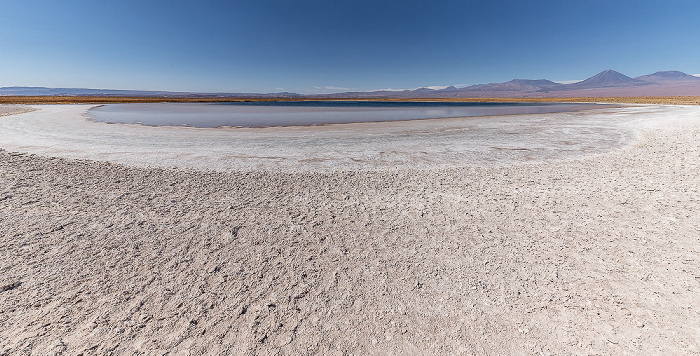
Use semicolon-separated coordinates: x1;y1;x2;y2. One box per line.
1;108;699;355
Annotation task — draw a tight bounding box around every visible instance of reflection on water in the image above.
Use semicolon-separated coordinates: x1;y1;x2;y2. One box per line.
88;101;608;128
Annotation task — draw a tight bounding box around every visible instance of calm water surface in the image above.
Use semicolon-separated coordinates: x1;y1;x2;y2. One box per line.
88;101;608;128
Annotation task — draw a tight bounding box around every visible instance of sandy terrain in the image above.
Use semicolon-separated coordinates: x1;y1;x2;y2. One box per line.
1;104;699;354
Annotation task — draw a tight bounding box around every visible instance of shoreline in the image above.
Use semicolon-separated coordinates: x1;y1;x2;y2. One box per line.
0;104;681;172
0;105;36;117
1;105;699;354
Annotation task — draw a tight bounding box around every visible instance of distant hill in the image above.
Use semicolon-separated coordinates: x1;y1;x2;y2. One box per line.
509;79;561;87
0;86;303;98
635;70;700;82
3;69;700;99
0;87;185;97
565;69;648;88
457;79;561;93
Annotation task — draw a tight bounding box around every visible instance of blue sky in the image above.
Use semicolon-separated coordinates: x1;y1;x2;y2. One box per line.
1;0;699;93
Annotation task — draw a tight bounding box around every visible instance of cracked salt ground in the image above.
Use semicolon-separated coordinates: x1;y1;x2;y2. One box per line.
1;104;699;354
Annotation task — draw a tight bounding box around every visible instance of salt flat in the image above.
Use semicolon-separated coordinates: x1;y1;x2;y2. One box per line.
0;104;699;354
0;104;657;171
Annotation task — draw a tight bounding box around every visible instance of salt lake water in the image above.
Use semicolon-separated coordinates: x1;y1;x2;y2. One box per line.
87;101;607;128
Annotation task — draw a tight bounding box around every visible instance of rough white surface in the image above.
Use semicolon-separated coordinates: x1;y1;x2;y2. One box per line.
1;105;699;354
0;104;682;171
0;105;34;117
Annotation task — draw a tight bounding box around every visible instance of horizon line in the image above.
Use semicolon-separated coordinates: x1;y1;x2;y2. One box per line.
1;69;698;95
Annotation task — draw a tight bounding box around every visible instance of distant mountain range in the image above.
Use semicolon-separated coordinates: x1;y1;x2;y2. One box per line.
320;70;700;98
2;70;700;98
0;86;303;98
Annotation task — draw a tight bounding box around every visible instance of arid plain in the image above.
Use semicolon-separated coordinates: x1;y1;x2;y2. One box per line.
1;101;699;355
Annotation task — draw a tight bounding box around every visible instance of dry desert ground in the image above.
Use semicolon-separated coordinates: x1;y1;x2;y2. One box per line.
0;103;699;355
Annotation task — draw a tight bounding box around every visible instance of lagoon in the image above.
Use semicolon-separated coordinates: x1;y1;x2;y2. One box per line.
87;101;607;128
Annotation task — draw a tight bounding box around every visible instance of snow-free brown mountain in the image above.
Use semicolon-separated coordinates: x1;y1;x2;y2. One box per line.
566;69;647;88
1;70;699;98
635;70;700;83
322;69;700;98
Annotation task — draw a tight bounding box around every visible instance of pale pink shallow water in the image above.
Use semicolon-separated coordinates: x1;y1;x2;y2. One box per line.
0;104;695;171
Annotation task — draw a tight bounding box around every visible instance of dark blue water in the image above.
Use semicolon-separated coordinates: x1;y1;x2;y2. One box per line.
88;101;607;128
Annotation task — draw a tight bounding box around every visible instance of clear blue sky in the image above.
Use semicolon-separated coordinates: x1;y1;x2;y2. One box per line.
1;0;698;93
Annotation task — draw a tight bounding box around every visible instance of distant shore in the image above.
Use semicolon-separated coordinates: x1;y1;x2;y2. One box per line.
1;95;699;105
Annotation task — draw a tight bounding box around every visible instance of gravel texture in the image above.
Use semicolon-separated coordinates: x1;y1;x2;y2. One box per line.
1;105;699;354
